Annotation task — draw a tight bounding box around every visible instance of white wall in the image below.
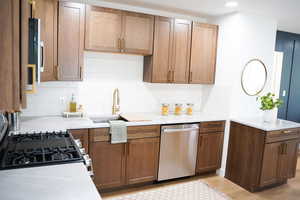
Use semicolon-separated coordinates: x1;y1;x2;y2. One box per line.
210;12;277;176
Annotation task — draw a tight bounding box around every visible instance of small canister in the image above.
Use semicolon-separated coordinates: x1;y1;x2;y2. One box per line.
186;103;194;115
161;103;169;116
174;103;183;115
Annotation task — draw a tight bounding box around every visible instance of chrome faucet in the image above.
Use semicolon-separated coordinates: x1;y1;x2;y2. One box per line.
112;88;120;115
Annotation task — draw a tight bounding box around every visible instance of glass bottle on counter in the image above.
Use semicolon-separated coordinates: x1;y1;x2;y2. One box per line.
186;103;194;115
161;103;170;116
174;103;183;115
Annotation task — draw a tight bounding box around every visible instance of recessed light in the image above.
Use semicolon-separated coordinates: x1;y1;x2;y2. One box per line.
225;1;239;8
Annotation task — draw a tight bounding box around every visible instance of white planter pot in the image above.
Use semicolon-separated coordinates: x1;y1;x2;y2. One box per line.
263;109;277;123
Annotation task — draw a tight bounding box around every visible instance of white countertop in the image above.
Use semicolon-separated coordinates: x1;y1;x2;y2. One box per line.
0;163;101;200
20;112;228;133
231;118;300;131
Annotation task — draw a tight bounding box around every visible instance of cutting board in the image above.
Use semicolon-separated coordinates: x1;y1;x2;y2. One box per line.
120;113;153;122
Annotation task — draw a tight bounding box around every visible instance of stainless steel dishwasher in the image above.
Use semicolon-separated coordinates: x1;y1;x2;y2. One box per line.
158;124;199;181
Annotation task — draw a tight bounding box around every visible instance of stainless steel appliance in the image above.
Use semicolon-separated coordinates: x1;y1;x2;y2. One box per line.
0;130;93;177
28;18;44;91
158;124;199;181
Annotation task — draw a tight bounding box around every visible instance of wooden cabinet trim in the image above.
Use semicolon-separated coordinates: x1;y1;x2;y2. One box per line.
266;128;300;143
90;125;160;142
200;121;225;133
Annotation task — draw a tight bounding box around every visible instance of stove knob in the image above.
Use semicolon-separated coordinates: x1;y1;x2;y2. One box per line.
88;171;94;177
74;139;82;148
79;148;86;155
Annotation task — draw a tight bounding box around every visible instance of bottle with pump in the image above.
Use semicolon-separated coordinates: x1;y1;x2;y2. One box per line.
69;94;77;112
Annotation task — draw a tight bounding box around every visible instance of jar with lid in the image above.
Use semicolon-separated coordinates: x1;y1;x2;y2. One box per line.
161;103;170;116
186;103;194;115
174;103;183;115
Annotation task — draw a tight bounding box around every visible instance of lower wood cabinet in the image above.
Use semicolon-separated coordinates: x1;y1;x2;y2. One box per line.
126;137;160;185
196;121;225;173
90;141;126;189
89;126;160;190
226;121;300;192
260;139;299;187
196;132;224;173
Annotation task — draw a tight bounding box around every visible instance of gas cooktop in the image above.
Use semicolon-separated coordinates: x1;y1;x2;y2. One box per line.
0;131;83;170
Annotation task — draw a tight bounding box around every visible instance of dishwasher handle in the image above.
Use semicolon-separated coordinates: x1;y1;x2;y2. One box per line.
162;127;199;133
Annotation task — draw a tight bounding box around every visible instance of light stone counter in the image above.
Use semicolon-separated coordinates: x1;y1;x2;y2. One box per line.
231;118;300;131
20;112;228;133
0;163;101;200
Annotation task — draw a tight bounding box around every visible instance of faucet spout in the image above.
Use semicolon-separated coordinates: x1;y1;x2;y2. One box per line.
112;88;120;115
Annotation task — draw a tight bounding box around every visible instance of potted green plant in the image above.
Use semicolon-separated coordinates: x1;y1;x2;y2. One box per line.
257;93;283;123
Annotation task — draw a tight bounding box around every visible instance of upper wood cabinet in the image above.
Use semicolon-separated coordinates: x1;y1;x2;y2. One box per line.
85;6;122;53
172;19;192;83
189;23;218;84
34;0;58;81
144;17;174;83
85;5;154;55
144;17;192;83
58;2;85;81
0;0;29;111
122;12;154;55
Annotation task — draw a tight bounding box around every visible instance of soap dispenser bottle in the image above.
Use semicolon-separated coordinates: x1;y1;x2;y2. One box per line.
69;94;77;113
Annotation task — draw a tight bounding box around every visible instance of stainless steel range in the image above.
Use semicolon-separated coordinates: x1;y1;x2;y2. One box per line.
0;115;93;176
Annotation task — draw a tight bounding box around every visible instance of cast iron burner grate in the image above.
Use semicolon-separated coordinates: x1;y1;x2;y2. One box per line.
0;131;82;170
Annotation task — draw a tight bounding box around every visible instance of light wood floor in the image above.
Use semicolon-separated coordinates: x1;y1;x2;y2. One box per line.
102;157;300;200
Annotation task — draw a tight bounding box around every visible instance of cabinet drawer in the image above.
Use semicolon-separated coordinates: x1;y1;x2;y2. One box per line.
90;125;160;142
200;121;225;133
266;128;300;143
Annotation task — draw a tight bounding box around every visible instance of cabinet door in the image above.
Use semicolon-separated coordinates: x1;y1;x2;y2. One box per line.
85;6;122;53
0;0;22;111
35;0;58;81
126;137;160;184
260;142;281;187
58;2;85;81
122;12;154;55
277;140;299;179
90;141;126;189
69;129;89;153
151;16;174;83
171;19;191;83
196;133;224;173
190;23;218;84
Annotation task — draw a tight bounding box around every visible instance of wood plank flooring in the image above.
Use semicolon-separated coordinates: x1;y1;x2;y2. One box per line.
101;157;300;200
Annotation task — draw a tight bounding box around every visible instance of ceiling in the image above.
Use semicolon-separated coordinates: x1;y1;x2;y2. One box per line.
100;0;300;34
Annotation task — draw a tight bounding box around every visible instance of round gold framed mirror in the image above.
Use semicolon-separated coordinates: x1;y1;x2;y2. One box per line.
241;59;267;96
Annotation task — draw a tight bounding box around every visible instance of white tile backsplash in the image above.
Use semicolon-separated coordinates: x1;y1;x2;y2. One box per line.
22;52;213;116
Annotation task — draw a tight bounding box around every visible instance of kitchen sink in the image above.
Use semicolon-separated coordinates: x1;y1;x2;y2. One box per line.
89;115;126;123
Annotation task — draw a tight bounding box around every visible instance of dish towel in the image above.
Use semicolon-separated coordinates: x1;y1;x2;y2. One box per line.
109;120;127;144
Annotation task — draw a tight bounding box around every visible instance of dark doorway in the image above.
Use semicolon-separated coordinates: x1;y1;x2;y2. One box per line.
276;31;300;122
